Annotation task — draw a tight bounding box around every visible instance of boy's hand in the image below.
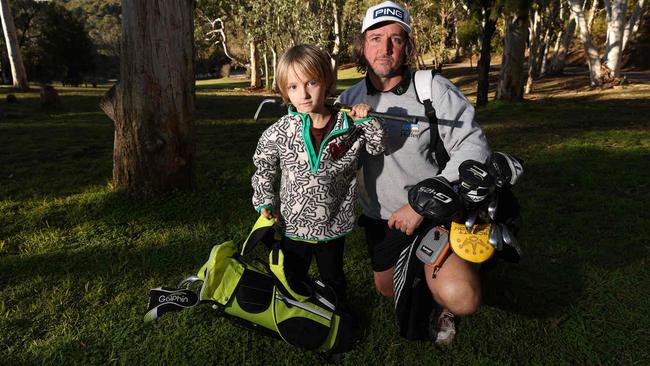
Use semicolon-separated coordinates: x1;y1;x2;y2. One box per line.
260;208;273;219
346;103;372;119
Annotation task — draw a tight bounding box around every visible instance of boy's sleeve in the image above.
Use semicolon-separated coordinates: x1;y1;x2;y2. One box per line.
251;123;279;212
356;117;386;156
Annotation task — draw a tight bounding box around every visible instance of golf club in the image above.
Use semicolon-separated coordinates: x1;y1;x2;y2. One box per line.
488;196;499;221
254;98;280;122
332;103;420;123
465;209;477;233
488;223;502;250
501;224;523;256
253;98;423;123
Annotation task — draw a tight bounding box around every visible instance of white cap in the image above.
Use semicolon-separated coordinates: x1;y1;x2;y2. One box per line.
361;1;411;33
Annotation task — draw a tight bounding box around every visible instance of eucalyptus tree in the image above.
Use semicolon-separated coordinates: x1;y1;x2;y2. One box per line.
497;0;530;101
100;0;195;194
622;0;646;50
407;0;459;70
0;0;28;89
525;0;560;93
570;0;602;85
465;0;498;107
547;1;576;75
603;0;628;78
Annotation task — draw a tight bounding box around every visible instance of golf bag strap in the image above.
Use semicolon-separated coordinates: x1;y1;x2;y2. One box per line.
413;70;450;172
240;215;277;256
269;246;311;302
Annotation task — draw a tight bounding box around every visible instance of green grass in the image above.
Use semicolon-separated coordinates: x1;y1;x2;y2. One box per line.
1;70;650;365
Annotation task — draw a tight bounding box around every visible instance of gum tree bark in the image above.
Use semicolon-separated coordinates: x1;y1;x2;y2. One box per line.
476;3;497;107
100;0;195;195
0;0;28;90
604;0;628;78
497;12;528;101
548;6;576;76
622;0;647;51
570;0;602;86
249;39;261;88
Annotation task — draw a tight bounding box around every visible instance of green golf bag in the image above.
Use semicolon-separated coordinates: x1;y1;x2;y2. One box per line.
145;216;352;353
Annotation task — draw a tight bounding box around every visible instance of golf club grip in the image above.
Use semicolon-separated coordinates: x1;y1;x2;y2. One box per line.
331;104;417;123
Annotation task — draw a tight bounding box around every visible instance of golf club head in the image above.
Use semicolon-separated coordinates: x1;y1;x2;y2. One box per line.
501;224;513;246
488;152;524;188
488;197;499;221
254;98;280;122
459;160;494;207
501;224;523;257
488;223;501;250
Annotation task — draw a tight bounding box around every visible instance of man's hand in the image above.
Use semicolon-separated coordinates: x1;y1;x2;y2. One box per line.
388;204;424;235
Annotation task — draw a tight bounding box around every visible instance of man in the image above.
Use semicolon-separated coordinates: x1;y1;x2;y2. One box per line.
338;1;491;344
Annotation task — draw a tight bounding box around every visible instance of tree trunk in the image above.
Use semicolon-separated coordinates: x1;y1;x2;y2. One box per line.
0;0;28;90
330;0;343;94
525;9;542;94
100;0;195;195
622;0;647;51
548;11;576;75
452;0;461;61
570;0;602;86
477;7;496;107
539;22;552;76
249;39;261;88
604;0;628;77
271;47;278;92
263;50;269;90
587;0;600;32
497;12;528;101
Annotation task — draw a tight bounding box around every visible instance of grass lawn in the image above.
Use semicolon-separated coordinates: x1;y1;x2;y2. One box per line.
1;67;649;365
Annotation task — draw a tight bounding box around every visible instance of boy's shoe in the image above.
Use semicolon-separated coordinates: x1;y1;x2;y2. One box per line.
429;307;456;345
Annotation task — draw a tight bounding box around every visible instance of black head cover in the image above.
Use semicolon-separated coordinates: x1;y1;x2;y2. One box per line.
488;152;524;188
408;176;460;224
458;160;494;206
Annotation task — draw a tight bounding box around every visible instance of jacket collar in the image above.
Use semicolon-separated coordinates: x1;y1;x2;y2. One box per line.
365;66;411;96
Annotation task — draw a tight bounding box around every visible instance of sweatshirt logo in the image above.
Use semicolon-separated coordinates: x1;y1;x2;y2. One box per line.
401;123;419;138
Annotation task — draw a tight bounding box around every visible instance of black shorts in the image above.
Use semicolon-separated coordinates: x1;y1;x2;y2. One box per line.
359;215;417;272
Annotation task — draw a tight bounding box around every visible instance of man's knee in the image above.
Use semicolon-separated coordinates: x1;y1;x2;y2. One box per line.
434;281;480;316
373;270;395;298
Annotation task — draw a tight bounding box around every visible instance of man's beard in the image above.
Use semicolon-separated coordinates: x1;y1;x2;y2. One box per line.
369;60;404;78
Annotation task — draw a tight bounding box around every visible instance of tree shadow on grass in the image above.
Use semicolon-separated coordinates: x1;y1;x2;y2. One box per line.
481;146;650;318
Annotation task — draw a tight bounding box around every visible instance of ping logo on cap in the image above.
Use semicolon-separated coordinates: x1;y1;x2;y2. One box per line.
373;7;404;20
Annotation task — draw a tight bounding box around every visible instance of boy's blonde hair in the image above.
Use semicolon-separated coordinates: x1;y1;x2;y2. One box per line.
276;45;335;104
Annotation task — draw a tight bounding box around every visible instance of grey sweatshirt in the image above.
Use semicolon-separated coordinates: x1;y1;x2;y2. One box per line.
337;70;491;220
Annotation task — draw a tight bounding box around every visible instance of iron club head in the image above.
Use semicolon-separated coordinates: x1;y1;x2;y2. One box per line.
489;223;501;249
501;224;523;257
488;196;499;221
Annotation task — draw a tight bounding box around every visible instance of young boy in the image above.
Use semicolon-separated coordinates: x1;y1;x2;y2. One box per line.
251;44;385;303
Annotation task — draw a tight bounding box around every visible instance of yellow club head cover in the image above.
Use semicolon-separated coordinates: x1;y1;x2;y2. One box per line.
450;221;494;263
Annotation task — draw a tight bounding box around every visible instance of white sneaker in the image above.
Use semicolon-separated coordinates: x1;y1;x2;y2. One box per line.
429;307;456;345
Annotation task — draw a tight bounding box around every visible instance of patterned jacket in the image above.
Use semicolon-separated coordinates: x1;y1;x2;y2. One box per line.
252;106;386;241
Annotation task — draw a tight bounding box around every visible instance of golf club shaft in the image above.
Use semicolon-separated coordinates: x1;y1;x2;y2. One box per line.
254;99;422;124
332;104;419;123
